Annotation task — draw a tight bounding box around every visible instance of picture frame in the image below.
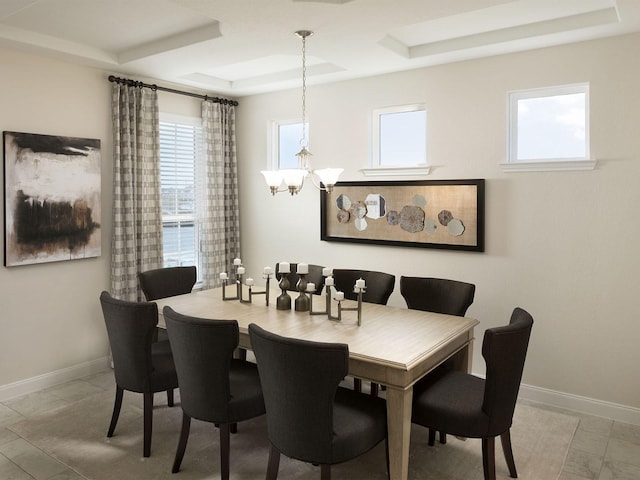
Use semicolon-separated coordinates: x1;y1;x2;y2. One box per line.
3;131;101;267
320;179;484;252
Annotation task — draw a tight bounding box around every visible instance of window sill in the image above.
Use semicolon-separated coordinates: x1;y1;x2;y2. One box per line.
360;165;431;177
500;159;597;173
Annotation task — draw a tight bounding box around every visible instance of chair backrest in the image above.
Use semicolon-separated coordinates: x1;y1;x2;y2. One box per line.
163;306;239;423
400;276;475;316
482;307;534;435
275;263;325;295
99;291;158;392
248;323;348;464
138;266;197;301
332;269;395;305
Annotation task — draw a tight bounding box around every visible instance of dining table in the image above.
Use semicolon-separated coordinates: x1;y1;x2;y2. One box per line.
154;286;479;480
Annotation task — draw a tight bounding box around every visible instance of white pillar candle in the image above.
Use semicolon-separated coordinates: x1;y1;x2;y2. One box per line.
334;291;344;301
219;272;228;280
237;266;245;275
355;278;366;289
278;262;290;273
233;258;242;266
306;282;315;292
263;266;273;275
245;277;254;286
296;263;309;274
322;267;332;276
324;276;334;286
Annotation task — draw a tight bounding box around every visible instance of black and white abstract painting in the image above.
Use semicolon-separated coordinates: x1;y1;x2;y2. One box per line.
3;131;101;267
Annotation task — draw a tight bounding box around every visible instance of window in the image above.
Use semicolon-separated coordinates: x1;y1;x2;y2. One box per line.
506;83;594;171
364;104;429;177
159;115;202;276
270;119;308;169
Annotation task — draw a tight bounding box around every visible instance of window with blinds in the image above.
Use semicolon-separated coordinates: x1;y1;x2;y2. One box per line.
159;116;203;272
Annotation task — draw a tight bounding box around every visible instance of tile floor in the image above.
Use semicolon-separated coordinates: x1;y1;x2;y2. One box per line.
0;369;639;480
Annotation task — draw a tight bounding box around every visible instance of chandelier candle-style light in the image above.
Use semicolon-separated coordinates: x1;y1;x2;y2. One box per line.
261;30;343;195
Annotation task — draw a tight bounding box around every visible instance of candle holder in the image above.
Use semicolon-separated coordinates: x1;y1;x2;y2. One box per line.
310;284;331;316
276;274;291;310
328;286;365;325
295;273;310;312
241;274;271;305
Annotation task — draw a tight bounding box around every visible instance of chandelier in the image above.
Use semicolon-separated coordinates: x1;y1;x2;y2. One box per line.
261;30;343;195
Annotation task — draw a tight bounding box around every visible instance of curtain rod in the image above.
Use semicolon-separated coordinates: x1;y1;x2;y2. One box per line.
108;75;239;106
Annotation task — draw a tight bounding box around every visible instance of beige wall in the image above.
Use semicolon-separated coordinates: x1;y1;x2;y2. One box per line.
236;33;640;410
0;47;201;390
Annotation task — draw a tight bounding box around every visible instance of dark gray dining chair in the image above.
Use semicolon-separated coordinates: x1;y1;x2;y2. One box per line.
332;268;395;305
399;276;475;316
411;307;534;480
248;323;388;480
99;291;178;458
333;268;395;395
275;262;325;295
139;265;197;301
163;307;265;479
400;275;476;443
139;266;197;343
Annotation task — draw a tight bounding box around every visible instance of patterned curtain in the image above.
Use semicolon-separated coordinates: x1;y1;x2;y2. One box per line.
110;84;163;301
199;101;240;289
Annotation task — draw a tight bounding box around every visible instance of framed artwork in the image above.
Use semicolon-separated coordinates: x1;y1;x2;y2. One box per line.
321;179;484;252
3;131;101;267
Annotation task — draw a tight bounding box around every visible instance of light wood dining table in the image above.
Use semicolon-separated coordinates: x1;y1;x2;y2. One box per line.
154;287;479;480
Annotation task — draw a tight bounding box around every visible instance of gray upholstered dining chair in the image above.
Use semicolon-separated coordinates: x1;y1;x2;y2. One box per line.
163;307;265;479
248;323;388;480
139;266;197;343
99;291;178;458
333;268;395;395
400;275;476;443
275;262;325;295
332;268;395;305
399;276;475;316
138;266;197;301
411;307;534;480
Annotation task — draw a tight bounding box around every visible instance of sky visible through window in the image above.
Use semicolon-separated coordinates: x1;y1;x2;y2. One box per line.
517;92;586;160
379;110;426;166
279;122;308;169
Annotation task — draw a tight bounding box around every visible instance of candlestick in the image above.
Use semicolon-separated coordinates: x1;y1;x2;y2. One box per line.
220;272;228;280
237;266;246;275
276;272;291;310
295;272;310;311
355;278;366;289
263;266;273;276
233;258;242;266
246;277;255;286
325;276;334;287
322;267;332;277
296;263;309;274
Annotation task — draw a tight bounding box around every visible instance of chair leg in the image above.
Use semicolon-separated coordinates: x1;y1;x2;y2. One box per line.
230;422;238;434
500;430;518;478
220;424;230;480
167;389;174;407
266;444;281;480
353;378;362;393
482;437;496;480
107;386;123;437
143;392;153;458
172;413;191;473
370;382;379;397
428;428;436;446
320;464;331;480
439;431;447;444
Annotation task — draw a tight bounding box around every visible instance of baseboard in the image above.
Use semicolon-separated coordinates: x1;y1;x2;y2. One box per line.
0;357;111;402
519;382;640;426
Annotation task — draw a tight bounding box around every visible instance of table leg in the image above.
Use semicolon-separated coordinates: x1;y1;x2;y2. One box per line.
385;385;413;480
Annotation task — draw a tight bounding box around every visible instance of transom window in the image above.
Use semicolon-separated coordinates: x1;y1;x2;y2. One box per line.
508;83;590;164
372;104;426;168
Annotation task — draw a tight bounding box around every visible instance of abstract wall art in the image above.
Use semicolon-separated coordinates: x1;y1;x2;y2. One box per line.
321;179;484;252
3;131;101;267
